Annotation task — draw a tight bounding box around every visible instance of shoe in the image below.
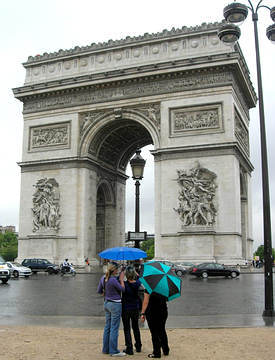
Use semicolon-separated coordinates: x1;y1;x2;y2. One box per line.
148;354;161;358
111;352;126;357
135;345;142;353
123;348;134;355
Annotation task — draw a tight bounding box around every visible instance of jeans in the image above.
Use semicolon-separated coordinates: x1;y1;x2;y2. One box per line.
122;309;142;351
102;300;122;355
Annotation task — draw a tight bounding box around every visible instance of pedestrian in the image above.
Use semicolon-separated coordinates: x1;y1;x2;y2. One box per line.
121;265;142;355
140;291;170;358
85;257;90;266
97;261;126;357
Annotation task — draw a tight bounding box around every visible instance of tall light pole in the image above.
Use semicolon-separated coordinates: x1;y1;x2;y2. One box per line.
218;1;275;317
130;149;146;248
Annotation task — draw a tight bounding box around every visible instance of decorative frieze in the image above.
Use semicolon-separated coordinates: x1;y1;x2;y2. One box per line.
234;110;249;155
29;122;70;151
174;164;217;227
23;69;233;113
80;103;161;138
170;103;223;137
23;24;225;85
32;178;61;232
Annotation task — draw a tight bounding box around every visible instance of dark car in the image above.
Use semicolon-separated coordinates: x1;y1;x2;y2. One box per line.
161;260;187;277
22;258;59;274
189;262;240;279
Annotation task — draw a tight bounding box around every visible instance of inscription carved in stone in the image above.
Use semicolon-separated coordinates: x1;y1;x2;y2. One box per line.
23;71;233;113
30;122;70;150
170;104;222;136
32;178;61;232
174;164;217;227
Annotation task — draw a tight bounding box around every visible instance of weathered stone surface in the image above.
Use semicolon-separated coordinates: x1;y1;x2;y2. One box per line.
14;24;256;265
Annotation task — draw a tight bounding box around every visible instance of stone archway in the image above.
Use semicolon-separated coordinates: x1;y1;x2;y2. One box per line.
14;22;257;265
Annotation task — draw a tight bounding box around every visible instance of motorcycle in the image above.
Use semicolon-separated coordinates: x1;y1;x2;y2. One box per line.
60;264;76;276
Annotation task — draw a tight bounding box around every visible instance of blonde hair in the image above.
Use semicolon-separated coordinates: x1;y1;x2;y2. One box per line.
105;262;119;282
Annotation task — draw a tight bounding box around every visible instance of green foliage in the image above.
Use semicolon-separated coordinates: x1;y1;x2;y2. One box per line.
254;245;275;261
0;232;18;261
141;237;154;260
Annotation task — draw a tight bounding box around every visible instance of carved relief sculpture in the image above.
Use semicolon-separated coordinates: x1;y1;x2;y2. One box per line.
170;103;223;137
29;123;70;151
174;164;217;227
234;110;249;154
32;178;61;232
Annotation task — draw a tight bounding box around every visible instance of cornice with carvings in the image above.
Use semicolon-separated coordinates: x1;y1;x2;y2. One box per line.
16;65;254;115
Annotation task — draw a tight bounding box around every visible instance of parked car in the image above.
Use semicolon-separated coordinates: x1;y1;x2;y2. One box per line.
21;258;60;274
177;262;196;270
161;260;187;277
189;262;240;279
6;262;32;278
0;256;11;284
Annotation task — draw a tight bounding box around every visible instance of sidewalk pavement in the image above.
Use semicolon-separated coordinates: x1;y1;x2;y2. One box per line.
1;326;275;360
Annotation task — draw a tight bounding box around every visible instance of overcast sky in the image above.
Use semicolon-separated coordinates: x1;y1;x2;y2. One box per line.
0;0;274;251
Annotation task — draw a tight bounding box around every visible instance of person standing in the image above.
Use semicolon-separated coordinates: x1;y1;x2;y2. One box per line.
121;266;142;355
140;291;170;358
97;262;126;357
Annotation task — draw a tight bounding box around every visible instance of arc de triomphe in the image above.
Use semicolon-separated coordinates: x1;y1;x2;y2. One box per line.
13;22;256;266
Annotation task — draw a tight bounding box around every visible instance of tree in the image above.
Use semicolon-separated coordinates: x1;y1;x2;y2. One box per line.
0;232;18;261
140;237;154;260
254;245;275;262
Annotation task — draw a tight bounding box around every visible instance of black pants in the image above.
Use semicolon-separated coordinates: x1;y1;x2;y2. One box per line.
146;308;169;357
122;309;142;351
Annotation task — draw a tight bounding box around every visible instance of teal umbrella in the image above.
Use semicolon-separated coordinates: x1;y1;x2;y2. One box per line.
139;261;182;301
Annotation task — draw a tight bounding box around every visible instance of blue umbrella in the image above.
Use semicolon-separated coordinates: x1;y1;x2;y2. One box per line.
140;261;182;301
98;246;147;261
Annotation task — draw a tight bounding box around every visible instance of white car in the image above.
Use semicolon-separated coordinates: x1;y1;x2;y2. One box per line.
6;262;32;278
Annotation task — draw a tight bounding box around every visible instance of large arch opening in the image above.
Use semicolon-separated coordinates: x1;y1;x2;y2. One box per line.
91;116;155;256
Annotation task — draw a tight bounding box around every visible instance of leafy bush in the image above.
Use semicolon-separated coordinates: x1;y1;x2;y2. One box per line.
141;237;154;260
0;232;18;261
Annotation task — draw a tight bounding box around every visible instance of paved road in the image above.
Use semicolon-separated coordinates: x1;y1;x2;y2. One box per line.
0;272;274;328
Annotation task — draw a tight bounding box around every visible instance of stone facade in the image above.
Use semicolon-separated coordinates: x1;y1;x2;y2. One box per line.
13;22;256;265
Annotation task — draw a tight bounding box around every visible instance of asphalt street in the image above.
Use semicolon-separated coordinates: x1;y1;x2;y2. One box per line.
0;272;274;328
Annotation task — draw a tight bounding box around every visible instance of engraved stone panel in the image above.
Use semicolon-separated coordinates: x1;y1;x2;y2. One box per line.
29;122;70;151
170;103;223;137
23;71;233;113
235;110;249;155
174;164;217;228
32;178;61;232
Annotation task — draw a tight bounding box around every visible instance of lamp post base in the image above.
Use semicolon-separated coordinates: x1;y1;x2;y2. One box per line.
262;309;275;317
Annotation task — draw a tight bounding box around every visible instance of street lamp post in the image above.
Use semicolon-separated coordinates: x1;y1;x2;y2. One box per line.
130;149;146;248
218;1;275;317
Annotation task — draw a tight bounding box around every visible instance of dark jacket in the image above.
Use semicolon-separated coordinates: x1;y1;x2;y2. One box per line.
122;279;141;311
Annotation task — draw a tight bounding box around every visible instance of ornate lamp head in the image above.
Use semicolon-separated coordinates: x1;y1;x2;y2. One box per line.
223;2;248;25
218;23;241;43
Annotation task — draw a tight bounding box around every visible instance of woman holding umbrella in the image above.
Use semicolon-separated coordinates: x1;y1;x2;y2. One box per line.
140;291;170;358
139;261;182;358
97;261;126;357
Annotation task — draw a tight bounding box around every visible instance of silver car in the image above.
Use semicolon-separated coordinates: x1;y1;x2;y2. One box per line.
6;262;32;278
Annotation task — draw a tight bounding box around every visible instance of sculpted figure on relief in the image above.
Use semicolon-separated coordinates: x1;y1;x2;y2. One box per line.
32;178;61;232
174;164;217;227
